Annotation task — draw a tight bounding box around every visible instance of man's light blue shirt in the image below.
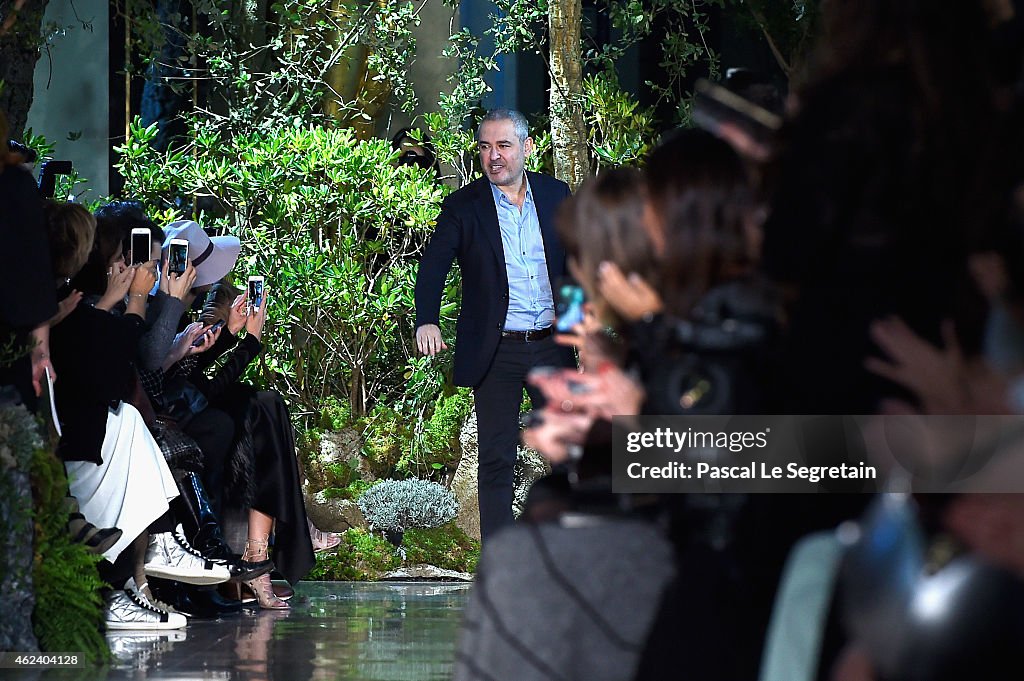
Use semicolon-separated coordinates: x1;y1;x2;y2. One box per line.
490;179;554;331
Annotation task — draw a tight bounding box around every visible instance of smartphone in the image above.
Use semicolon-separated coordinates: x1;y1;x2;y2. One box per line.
191;319;226;347
554;279;586;333
130;228;151;266
168;239;189;276
248;276;265;313
692;78;782;147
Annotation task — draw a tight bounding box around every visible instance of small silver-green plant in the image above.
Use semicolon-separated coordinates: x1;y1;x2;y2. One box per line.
357;478;458;535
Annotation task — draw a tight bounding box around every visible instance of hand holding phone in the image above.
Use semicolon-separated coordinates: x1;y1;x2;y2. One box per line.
555;279;587;333
247;276;265;313
168;239;189;276
130;228;152;266
190;319;226;347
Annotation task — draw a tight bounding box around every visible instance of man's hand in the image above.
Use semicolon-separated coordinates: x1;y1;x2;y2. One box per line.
416;324;448;356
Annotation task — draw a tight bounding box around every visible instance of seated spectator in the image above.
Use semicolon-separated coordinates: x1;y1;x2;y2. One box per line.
0;108;57;412
44;201;229;630
140;220;313;609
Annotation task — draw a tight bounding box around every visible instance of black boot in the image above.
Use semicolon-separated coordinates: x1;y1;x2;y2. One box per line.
172;472;273;582
148;578;243;619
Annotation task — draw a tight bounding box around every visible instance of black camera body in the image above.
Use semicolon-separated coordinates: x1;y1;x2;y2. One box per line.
633;280;778;415
37;160;73;199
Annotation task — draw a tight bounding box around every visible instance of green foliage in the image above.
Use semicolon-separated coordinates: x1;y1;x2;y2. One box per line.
322;479;375;501
359;405;412;478
116;0;425;134
403;523;480;574
318;395;353;431
358;478;458;532
21;130;92;202
584;71;656;169
117;120;452;419
308;524;479;580
420;388;472;468
308;528;401;580
28;438;108;662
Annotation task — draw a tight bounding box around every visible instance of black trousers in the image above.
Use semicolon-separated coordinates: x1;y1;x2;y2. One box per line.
473;334;575;542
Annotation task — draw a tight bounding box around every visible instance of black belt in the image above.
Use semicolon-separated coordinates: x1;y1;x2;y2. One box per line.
501;326;555;342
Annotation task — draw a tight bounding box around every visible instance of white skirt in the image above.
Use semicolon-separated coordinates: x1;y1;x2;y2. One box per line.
65;402;179;562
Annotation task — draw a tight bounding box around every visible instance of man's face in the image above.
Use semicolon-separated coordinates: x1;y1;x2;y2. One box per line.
478;120;533;188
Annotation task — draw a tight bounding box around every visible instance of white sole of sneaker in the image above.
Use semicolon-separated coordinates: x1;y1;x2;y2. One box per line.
143;566;229;586
106;619;186;631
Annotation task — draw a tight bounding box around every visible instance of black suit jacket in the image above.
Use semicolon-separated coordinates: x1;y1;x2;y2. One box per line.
415;171;572;387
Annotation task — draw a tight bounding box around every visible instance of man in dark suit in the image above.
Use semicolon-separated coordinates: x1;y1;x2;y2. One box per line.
415;109;575;541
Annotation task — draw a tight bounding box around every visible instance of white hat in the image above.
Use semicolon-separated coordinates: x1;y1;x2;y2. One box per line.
162;220;241;287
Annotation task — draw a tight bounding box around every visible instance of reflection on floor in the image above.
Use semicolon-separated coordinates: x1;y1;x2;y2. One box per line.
31;581;471;681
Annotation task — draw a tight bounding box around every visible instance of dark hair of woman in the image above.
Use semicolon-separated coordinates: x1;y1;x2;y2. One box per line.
43;201;96;281
556;167;660;325
70;201;159;296
645;128;758;318
199;280;242;326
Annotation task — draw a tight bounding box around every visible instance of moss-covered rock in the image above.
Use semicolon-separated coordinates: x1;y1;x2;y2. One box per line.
308;528;401;580
403;523;480;574
309;522;480;580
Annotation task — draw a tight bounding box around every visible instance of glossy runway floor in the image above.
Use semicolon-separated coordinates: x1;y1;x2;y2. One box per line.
16;582;471;681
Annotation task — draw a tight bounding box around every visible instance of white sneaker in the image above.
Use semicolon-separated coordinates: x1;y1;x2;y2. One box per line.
105;581;187;630
144;525;231;585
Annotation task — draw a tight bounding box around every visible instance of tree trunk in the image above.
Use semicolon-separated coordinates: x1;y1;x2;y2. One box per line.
548;0;588;191
0;0;51;140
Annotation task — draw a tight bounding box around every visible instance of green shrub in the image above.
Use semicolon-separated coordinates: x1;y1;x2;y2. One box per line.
27;430;108;662
117;121;457;422
403;523;480;574
308;528;401;580
358;479;458;533
308;524;479;580
318;396;353;431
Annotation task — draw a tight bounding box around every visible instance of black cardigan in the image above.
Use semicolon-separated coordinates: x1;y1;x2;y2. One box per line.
49;297;143;463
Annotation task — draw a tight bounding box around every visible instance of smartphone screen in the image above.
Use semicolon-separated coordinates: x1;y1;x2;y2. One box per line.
130;230;151;266
248;277;265;312
168;240;189;275
554;279;586;333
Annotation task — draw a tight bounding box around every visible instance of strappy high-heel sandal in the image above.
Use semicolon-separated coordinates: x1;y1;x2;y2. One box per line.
65;496;123;554
241;538;289;610
308;519;341;552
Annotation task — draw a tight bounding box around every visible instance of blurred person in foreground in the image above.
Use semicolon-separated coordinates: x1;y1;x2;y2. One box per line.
0;108;57;411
